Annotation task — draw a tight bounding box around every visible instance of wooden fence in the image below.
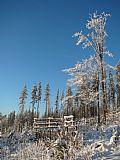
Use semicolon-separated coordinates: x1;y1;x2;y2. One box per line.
33;117;64;131
33;115;74;132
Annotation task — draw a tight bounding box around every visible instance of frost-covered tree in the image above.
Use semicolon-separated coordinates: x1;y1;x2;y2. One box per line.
72;12;113;122
64;56;99;119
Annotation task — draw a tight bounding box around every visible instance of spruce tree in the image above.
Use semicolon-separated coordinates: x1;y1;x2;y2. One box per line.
116;61;120;109
44;83;51;117
37;81;42;118
8;111;15;128
74;88;81;119
109;71;115;111
31;84;37;123
19;85;27;114
60;91;64;117
66;86;73;115
55;89;59;117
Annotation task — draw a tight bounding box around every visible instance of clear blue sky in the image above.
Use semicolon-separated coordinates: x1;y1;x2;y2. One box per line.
0;0;120;115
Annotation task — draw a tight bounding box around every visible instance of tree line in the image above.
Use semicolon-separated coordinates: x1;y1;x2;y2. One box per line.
0;82;70;133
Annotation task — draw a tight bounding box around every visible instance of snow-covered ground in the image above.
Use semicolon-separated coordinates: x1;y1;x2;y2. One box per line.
0;117;120;159
79;125;120;160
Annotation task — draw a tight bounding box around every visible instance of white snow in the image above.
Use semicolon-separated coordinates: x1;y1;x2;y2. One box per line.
0;113;120;159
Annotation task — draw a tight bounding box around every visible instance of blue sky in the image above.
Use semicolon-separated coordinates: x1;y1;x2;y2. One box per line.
0;0;120;115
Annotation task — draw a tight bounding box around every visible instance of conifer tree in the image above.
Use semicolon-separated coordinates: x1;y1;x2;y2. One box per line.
1;114;8;133
104;69;110;114
116;61;120;109
28;106;33;127
96;72;100;125
55;89;59;117
8;111;15;128
18;85;27;131
66;86;73;115
74;88;81;119
31;84;37;121
44;83;51;117
60;91;64;117
91;72;98;117
109;71;115;111
19;85;27;114
37;81;42;118
107;84;110;113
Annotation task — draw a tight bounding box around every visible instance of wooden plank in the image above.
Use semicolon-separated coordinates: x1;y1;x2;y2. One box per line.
34;122;63;125
34;117;63;120
34;126;62;129
33;117;64;130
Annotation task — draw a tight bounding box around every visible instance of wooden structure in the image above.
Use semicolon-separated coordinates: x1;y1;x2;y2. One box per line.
33;117;64;130
64;115;74;127
33;115;74;130
33;117;64;140
33;115;74;139
63;115;74;132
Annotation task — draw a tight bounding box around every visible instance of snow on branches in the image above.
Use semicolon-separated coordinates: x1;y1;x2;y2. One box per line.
73;12;112;60
63;12;116;110
86;12;111;30
63;55;99;104
63;55;98;84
